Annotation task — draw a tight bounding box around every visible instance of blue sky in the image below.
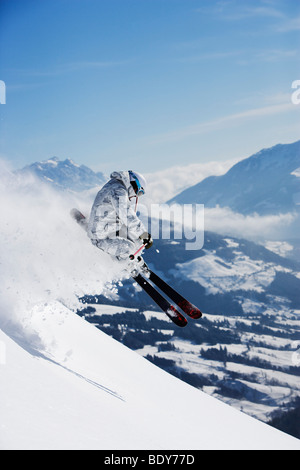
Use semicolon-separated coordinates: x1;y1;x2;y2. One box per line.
0;0;299;173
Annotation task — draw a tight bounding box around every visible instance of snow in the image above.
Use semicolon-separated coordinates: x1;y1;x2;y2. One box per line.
84;304;139;317
45;158;59;167
175;252;277;295
142;309;172;322
224;238;239;248
264;241;294;257
1;301;299;450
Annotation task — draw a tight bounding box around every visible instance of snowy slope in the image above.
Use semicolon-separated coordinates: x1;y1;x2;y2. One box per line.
1;302;300;450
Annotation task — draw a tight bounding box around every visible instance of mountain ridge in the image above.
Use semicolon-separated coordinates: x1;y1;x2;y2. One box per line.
168;140;300;215
14;156;107;192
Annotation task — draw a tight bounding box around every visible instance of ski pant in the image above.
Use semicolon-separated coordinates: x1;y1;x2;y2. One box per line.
91;236;137;261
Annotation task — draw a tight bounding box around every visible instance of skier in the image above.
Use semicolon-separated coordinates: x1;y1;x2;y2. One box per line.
87;170;153;272
70;170;202;326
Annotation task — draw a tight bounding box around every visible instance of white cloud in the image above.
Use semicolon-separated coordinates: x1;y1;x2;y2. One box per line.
10;60;132;78
195;1;285;21
138;200;298;247
195;1;300;34
203;205;298;240
174;50;243;63
254;49;298;62
143;158;238;204
276;15;300;32
146;102;296;146
222;6;284;21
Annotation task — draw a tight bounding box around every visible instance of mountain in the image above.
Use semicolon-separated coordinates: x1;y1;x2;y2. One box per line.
1;301;299;450
15;157;107;192
168;141;300;215
105;231;300;314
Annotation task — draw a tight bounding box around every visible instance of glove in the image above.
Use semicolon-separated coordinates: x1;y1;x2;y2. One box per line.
139;232;153;250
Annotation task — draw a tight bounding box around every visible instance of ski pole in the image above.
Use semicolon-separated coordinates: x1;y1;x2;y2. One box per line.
129;244;146;260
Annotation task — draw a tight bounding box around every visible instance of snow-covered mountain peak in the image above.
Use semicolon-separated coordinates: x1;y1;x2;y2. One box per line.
169;140;300;215
44;156;59;165
15;157;107;192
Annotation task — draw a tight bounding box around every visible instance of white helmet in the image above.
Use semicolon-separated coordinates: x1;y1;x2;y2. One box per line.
129;170;147;196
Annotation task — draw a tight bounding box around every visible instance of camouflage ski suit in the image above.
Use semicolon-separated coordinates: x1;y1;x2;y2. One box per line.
87;171;146;260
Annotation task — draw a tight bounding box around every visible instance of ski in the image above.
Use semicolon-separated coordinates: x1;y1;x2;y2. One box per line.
132;273;188;328
70;208;88;231
146;270;202;320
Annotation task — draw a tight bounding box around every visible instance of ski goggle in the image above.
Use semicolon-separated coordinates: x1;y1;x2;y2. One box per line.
129;171;145;197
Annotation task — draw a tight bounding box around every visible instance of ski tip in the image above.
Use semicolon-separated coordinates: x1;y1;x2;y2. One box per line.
189;309;202;320
70;208;87;224
70;208;78;217
70;208;85;218
178;301;202;320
